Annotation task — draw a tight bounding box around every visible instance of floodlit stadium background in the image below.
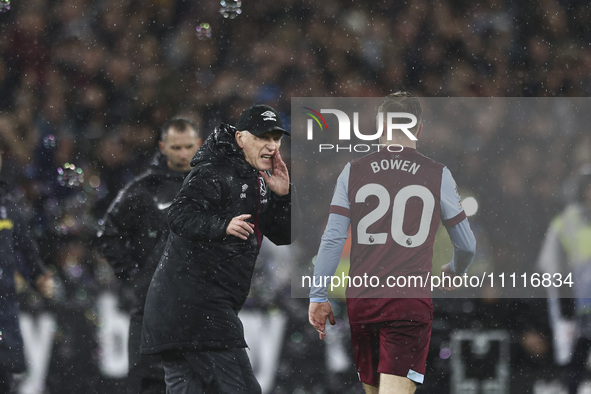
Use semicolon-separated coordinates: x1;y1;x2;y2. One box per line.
1;1;591;393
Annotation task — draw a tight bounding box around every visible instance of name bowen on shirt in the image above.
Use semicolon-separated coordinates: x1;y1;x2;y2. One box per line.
370;158;420;175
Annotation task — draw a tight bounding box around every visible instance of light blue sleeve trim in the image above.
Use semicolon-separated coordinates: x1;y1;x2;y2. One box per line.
440;166;464;221
407;369;424;384
447;218;477;274
309;213;350;300
310;297;328;303
330;162;351;209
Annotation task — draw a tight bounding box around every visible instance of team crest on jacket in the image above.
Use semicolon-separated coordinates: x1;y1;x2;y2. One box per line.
240;183;248;199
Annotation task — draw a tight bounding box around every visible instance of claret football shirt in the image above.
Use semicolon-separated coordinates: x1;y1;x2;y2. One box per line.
311;148;468;324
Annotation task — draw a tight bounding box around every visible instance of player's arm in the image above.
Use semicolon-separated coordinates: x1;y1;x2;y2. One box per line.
537;215;576;364
310;213;350;302
537;217;573;320
439;167;476;275
537;217;565;278
442;219;476;275
96;185;142;279
309;164;351;340
309;212;349;340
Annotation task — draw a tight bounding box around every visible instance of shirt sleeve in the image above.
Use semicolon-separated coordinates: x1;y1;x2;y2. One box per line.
310;164;351;302
440;166;466;227
446;218;476;274
328;162;351;217
440;166;475;274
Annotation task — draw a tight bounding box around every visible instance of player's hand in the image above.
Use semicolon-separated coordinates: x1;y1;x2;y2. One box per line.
440;262;458;290
226;214;255;240
36;271;55;299
260;151;290;196
309;301;336;340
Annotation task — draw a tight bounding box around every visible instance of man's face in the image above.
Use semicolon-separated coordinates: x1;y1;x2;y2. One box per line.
159;128;201;172
236;130;283;171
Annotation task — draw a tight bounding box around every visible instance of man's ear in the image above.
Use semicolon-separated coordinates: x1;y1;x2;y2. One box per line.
416;123;423;138
235;130;244;148
158;140;165;154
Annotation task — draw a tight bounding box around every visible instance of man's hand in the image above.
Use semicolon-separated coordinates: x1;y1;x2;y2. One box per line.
226;214;255;240
260;151;290;196
440;262;458;290
309;301;336;340
36;271;55;298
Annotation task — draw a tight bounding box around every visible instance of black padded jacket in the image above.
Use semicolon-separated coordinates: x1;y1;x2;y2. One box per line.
141;124;297;354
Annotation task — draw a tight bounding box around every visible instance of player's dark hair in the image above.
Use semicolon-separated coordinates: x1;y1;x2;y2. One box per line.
378;91;422;134
160;117;199;141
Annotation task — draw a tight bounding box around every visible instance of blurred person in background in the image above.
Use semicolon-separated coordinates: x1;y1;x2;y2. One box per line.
97;117;201;394
44;236;102;393
538;164;591;394
91;127;136;217
0;150;54;393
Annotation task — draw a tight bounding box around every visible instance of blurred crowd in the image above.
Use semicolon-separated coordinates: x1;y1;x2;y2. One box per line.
1;0;591;393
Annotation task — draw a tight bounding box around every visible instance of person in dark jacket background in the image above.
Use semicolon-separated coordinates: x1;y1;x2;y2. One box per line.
141;104;298;393
97;117;201;394
0;151;54;393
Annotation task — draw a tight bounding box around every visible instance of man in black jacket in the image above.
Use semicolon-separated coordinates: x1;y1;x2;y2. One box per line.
0;151;54;392
141;104;297;393
97;118;201;394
